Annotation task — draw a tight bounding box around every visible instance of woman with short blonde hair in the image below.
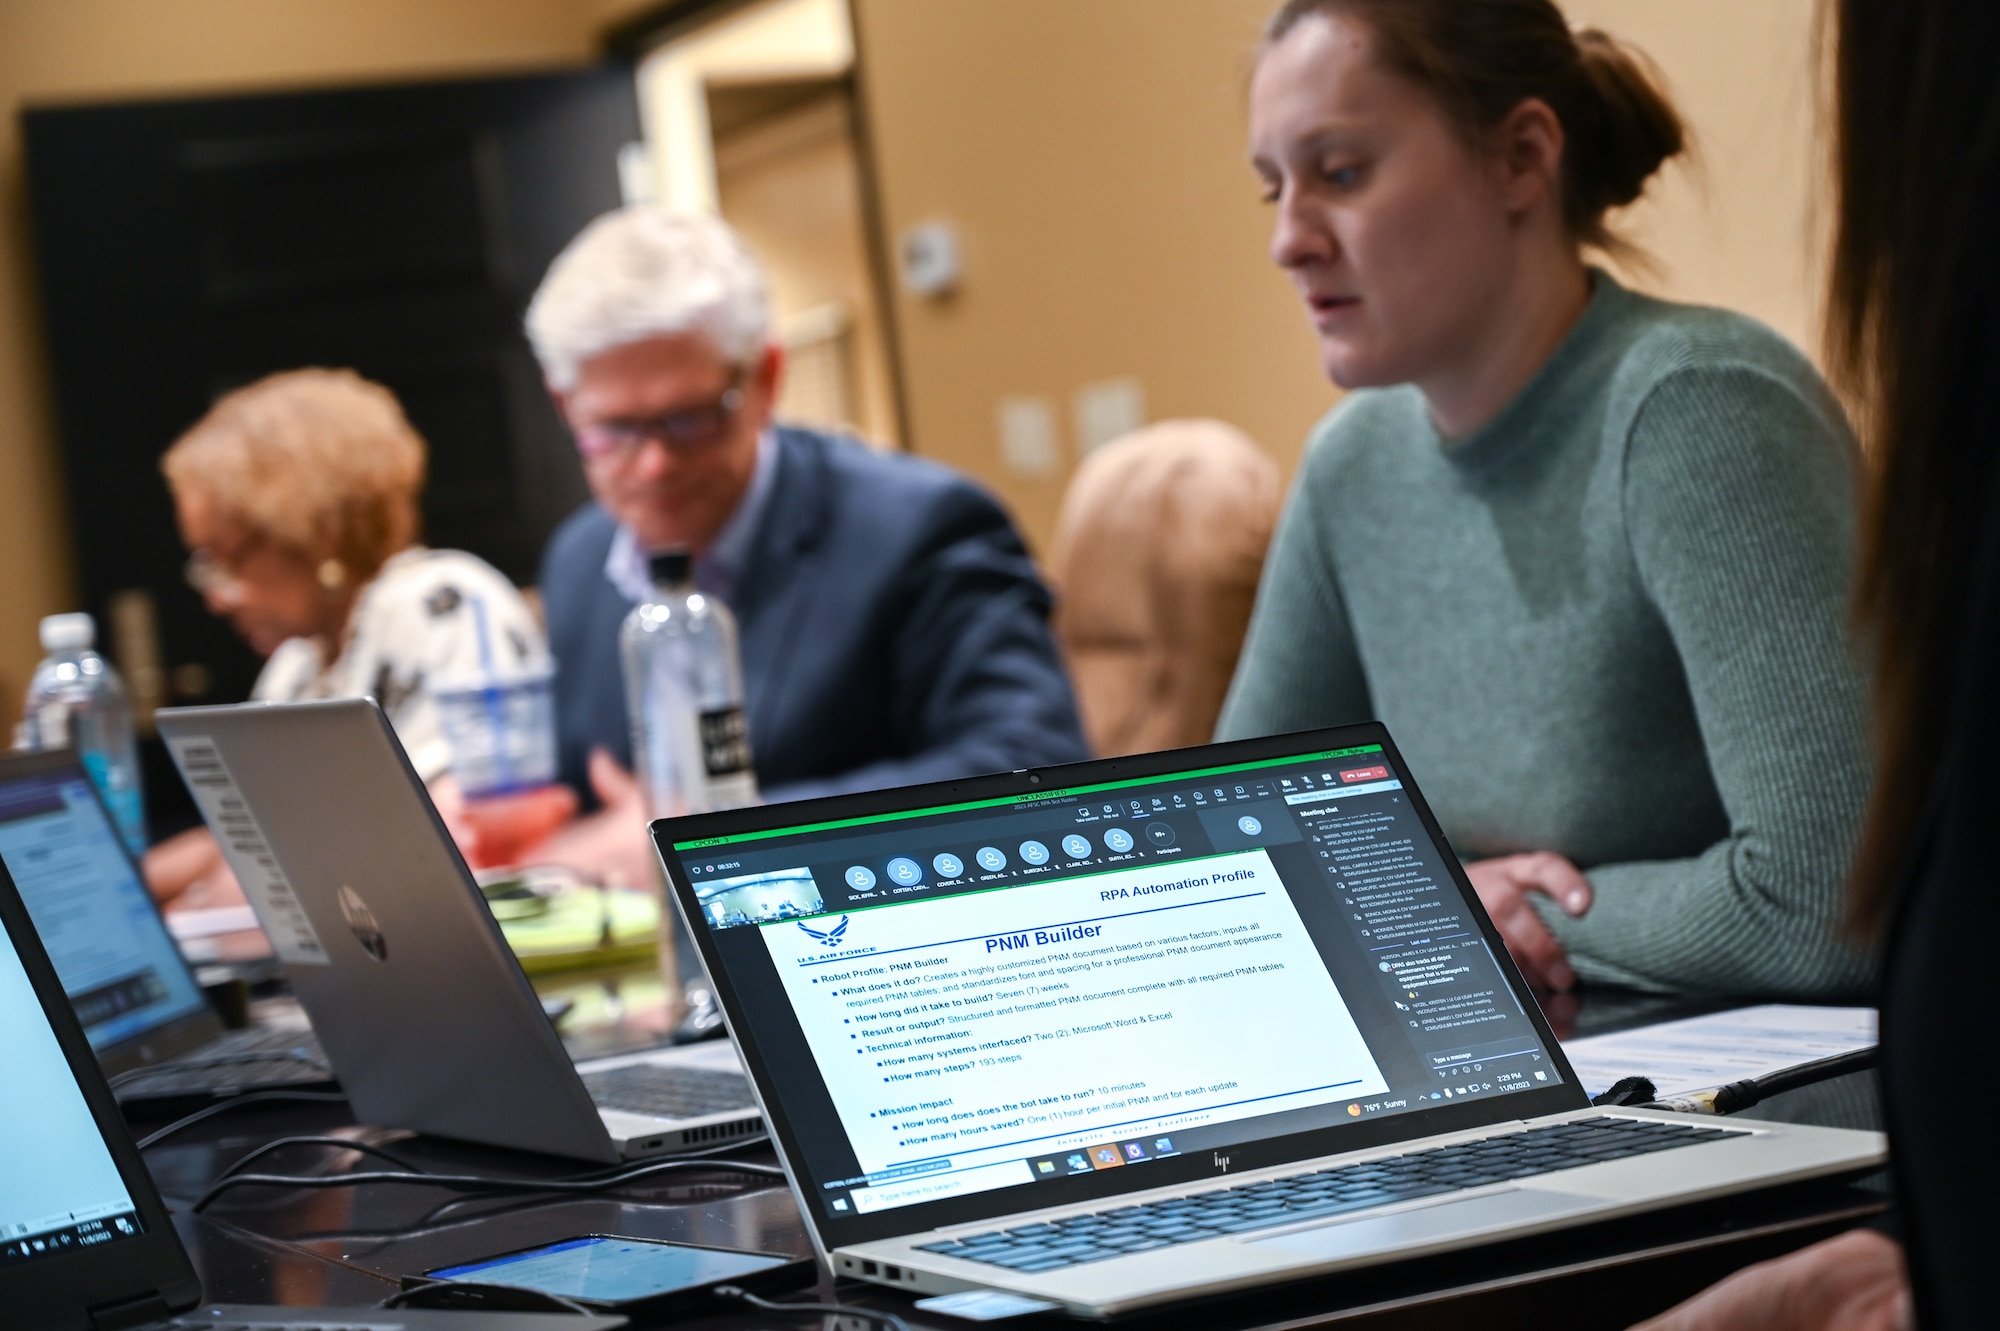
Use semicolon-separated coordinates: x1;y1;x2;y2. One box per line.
163;368;424;597
149;368;551;905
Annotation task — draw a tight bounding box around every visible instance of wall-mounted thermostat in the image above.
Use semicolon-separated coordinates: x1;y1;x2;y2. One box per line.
898;220;961;298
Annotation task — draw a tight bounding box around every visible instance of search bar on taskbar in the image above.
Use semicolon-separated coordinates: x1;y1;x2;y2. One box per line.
848;1159;1036;1215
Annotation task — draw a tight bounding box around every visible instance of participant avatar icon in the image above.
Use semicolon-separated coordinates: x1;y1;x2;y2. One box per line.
1238;814;1263;836
1061;833;1092;859
1019;839;1050;865
1103;827;1134;853
886;857;924;887
976;845;1007;872
845;865;877;892
932;852;965;879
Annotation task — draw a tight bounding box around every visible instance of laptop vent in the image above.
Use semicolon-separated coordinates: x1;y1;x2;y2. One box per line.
681;1116;759;1147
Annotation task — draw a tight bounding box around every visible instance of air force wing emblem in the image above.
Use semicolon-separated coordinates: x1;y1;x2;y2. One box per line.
798;916;850;948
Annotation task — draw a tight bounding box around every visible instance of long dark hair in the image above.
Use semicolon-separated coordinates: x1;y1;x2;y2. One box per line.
1828;0;2000;932
1262;0;1685;258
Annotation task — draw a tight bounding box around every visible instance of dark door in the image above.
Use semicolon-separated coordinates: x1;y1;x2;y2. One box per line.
24;66;640;833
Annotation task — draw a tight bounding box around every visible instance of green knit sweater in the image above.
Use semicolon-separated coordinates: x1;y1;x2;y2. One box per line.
1217;274;1875;998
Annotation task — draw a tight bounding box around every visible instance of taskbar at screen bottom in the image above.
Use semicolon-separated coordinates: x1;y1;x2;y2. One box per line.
820;1075;1547;1218
1;1208;144;1263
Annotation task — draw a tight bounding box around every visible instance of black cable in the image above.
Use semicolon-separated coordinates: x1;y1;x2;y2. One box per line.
281;1165;769;1247
208;1135;430;1185
192;1153;786;1212
134;1091;351;1151
109;1049;329;1090
713;1285;912;1331
1647;1045;1880;1115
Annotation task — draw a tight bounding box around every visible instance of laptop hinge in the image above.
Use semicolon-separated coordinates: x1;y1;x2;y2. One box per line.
89;1292;175;1331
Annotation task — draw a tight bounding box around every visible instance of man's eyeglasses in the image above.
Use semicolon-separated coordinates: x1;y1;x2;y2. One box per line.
571;376;746;462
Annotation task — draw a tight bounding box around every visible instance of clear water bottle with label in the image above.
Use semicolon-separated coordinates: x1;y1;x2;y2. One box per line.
19;612;148;854
620;549;760;819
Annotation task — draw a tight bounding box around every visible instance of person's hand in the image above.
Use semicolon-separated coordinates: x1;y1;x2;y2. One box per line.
1630;1229;1910;1331
521;750;660;889
430;774;580;870
142;826;245;912
1463;851;1592;992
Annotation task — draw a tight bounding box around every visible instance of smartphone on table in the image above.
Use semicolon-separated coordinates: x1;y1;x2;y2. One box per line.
412;1235;815;1315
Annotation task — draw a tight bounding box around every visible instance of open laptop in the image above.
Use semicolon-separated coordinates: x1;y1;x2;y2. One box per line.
153;699;760;1164
651;723;1887;1317
0;749;333;1105
0;828;626;1330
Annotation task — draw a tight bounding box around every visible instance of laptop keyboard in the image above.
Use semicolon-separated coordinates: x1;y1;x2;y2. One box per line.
579;1063;756;1120
113;1027;331;1100
917;1117;1749;1273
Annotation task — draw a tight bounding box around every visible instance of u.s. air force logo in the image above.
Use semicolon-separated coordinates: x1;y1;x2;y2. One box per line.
798;916;850;949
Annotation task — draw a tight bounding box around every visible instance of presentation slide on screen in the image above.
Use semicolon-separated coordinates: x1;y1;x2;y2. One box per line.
759;850;1388;1213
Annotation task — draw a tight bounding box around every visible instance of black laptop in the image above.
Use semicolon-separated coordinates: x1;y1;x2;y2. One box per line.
0;749;332;1104
0;836;627;1330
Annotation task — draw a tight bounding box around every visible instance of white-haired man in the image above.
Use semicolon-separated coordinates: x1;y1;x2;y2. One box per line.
525;209;1087;839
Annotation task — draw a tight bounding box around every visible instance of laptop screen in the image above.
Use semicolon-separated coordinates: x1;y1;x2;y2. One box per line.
0;766;208;1050
662;733;1583;1238
0;885;145;1263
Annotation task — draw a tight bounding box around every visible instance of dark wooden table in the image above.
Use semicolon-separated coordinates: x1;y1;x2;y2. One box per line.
134;971;1885;1330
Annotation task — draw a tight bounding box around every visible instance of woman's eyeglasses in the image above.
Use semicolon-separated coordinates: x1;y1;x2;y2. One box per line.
184;547;251;599
571;376;746;462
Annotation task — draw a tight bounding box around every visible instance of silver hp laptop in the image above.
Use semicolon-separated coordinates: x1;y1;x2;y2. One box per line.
652;724;1885;1317
0;821;626;1331
154;699;760;1165
0;748;332;1105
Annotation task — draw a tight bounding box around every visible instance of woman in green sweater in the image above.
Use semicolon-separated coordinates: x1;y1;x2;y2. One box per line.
1219;0;1874;998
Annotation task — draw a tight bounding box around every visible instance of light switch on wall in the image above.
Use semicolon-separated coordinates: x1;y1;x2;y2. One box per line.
1073;377;1145;456
997;396;1060;477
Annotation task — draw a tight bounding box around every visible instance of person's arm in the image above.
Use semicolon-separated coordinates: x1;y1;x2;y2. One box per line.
763;498;1088;803
1628;1228;1909;1331
140;826;244;911
1214;428;1372;741
1542;364;1877;997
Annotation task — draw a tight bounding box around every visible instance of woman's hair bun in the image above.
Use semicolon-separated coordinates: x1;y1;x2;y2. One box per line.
1568;27;1686;220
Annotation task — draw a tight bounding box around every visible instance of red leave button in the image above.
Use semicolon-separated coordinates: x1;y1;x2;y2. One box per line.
1339;765;1389;783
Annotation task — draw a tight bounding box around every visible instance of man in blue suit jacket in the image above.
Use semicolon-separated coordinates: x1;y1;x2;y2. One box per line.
524;208;1086;844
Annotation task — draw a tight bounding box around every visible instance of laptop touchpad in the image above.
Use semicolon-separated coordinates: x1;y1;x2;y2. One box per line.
1248;1190;1598;1261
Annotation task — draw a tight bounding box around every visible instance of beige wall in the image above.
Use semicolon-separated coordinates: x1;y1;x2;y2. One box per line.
1570;0;1825;354
853;0;1328;555
852;0;1826;555
0;0;648;730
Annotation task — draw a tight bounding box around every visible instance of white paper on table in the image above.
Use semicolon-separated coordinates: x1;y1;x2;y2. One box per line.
164;905;262;940
1560;1004;1877;1099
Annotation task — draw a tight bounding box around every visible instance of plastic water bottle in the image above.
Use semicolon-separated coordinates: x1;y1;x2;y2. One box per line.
19;613;148;854
620;549;760;819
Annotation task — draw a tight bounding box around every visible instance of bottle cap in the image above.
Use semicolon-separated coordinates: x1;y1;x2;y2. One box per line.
39;613;94;652
647;548;695;589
